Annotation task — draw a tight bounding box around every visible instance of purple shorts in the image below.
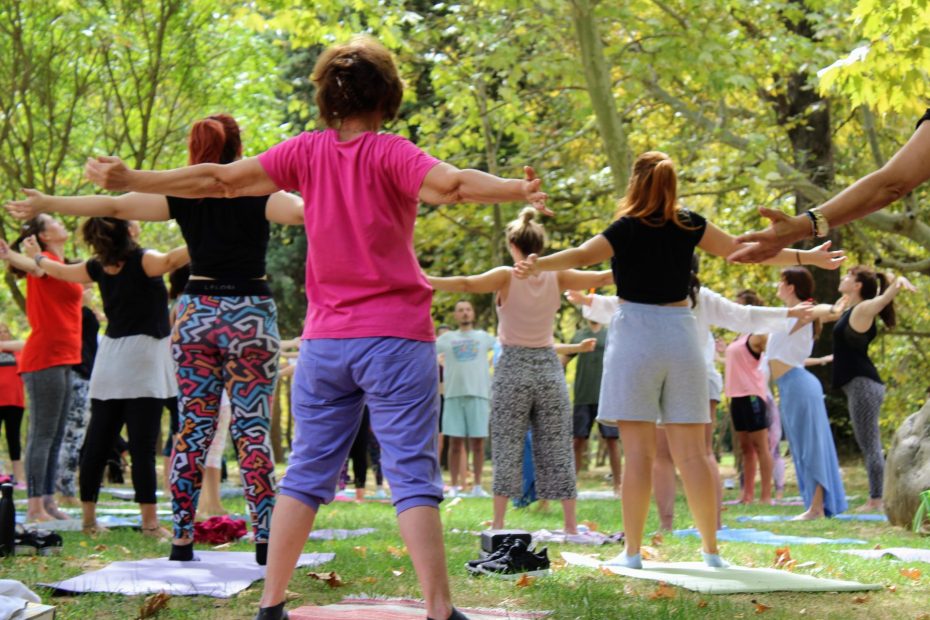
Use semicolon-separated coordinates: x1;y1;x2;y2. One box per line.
280;337;443;514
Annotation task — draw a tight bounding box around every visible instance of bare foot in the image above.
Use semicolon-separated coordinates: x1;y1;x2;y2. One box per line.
854;499;883;513
613;486;622;498
199;504;228;517
43;502;70;520
26;511;54;523
775;489;785;501
82;522;110;535
791;508;824;521
141;526;172;540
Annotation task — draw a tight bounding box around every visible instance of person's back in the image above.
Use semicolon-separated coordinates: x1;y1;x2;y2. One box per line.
259;129;437;341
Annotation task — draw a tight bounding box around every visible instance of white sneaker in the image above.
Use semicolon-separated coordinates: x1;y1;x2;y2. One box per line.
372;488;389;500
470;486;491;498
445;486;463;498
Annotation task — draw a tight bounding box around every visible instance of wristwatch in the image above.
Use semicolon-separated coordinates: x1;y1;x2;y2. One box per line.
33;254;46;267
804;208;829;238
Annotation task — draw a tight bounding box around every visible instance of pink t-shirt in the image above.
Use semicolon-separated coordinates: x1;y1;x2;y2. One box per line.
258;130;440;341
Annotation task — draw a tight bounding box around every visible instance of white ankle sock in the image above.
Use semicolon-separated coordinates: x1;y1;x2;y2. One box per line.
605;551;642;569
702;552;729;568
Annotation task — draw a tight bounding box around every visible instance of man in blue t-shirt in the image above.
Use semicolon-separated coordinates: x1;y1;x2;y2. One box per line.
435;300;496;498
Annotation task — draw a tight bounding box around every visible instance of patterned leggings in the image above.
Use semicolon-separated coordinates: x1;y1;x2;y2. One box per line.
841;377;886;499
490;346;576;500
170;294;279;541
56;376;91;497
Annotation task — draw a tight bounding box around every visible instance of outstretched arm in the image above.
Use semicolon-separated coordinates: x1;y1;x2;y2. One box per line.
730;121;930;262
6;188;170;222
85;156;278;198
426;266;511;294
17;236;91;283
0;239;42;276
141;246;190;278
0;340;24;352
514;235;613;278
419;164;550;213
557;269;613;291
850;275;916;330
698;222;846;270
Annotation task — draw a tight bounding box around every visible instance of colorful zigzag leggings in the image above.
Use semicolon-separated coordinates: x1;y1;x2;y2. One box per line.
169;294;280;541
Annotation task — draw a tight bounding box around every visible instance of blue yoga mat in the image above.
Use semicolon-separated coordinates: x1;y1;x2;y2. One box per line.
674;527;867;546
735;514;887;523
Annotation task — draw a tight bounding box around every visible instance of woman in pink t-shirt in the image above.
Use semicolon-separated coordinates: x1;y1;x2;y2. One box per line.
81;35;547;620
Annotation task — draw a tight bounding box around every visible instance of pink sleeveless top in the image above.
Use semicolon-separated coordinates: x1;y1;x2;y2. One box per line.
496;270;560;347
724;334;767;398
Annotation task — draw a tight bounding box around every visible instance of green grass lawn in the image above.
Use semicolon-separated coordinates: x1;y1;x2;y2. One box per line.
2;457;928;619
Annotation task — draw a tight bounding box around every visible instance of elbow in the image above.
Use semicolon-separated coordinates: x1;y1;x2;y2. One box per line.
874;167;912;205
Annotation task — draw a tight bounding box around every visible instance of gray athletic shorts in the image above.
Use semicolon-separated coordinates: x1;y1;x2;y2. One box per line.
597;302;709;425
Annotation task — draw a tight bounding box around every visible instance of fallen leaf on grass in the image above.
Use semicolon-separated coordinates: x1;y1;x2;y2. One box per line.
353;546;367;558
285;590;301;601
872;544;882;550
852;596;869;604
307;571;344;588
773;547;796;570
650;533;663;547
600;567;615;577
444;497;463;512
386;545;408;558
138;592;171;619
515;574;536;588
640;545;659;560
116;545;132;555
212;542;232;550
648;582;675;600
899;567;921;580
550;559;566;571
752;599;771;614
94;544;107;552
580;520;599;532
885;584;897;593
391;569;405;577
360;577;378;584
697;600;708;608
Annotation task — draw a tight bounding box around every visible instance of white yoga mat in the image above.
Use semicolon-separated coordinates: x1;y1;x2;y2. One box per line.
561;552;882;594
841;548;930;563
41;551;334;598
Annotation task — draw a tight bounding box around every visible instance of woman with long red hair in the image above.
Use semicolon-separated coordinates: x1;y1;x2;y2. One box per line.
6;114;303;563
515;151;844;568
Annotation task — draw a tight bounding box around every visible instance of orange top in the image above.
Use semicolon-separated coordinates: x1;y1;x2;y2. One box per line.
0;350;24;407
18;252;83;374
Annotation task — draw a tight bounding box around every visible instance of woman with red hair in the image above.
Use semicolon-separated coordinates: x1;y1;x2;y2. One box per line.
6;114;303;564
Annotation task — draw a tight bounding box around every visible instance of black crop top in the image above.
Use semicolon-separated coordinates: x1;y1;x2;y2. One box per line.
167;195;270;279
832;308;882;389
86;248;170;339
601;209;707;304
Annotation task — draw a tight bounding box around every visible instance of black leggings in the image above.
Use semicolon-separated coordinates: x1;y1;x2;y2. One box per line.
0;405;24;460
80;398;163;504
348;408;371;489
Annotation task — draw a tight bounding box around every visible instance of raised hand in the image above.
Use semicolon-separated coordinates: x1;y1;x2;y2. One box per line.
522;166;552;216
5;188;47;221
729;207;811;263
893;275;917;293
85;155;132;191
512;253;539;279
806;240;847;270
21;235;40;259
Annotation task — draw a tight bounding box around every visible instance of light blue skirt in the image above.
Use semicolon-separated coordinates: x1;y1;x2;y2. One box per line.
776;367;847;516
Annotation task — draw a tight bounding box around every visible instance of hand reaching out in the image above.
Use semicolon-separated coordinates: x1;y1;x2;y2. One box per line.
578;337;597;353
522;166;553;217
85;155;132;191
728;207;812;263
5;188;47;221
20;235;40;259
513;253;539;279
565;289;592;306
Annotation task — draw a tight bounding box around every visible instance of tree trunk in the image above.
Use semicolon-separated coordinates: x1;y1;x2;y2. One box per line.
570;0;631;194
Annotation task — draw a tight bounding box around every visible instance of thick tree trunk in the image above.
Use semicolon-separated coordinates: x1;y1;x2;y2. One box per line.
570;0;631;194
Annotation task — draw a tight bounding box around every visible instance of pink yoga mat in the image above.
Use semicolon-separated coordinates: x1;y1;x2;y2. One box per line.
290;598;548;619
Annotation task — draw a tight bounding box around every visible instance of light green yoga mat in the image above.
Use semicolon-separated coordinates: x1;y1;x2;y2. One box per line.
561;552;882;594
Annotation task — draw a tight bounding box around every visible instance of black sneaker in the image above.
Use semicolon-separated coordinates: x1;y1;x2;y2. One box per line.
477;544;550;579
14;525;62;556
465;536;523;573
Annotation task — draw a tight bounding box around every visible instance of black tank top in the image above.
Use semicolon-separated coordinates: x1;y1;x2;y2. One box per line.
831;308;882;388
86;248;170;340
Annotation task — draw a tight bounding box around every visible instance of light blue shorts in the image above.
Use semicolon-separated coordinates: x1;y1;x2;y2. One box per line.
441;395;490;438
597;302;709;425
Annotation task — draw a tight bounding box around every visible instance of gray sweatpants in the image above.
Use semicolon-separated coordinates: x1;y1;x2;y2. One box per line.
490;346;576;500
841;376;886;500
22;365;72;498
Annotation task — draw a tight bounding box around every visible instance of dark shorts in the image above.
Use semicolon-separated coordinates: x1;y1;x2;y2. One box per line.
730;395;768;433
572;403;619;439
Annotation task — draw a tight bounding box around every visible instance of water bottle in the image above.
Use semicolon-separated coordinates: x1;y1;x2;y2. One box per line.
0;482;14;557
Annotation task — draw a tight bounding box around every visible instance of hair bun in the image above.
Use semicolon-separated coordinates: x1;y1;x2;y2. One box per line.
518;206;536;225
